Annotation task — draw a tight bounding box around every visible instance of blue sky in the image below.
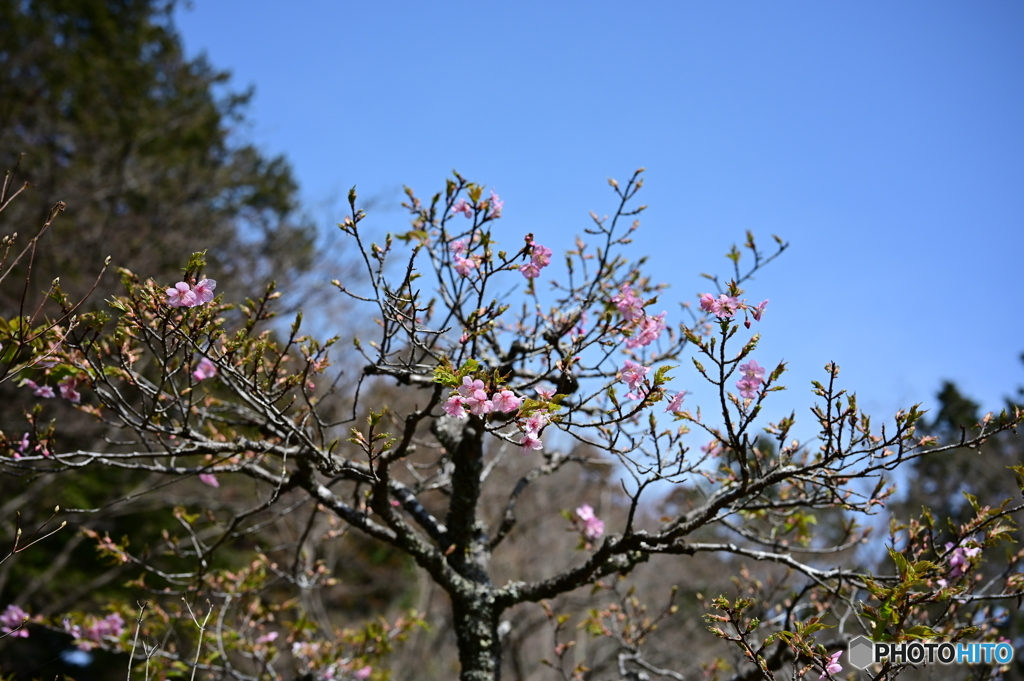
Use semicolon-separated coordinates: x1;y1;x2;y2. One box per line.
175;2;1023;429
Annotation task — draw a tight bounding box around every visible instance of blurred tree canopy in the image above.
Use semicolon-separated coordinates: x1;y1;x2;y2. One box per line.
0;0;316;311
0;2;319;666
896;360;1024;528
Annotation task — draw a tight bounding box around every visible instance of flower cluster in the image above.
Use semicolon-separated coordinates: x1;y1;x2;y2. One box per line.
627;312;667;349
20;374;82;403
166;278;217;308
575;504;604;541
487;189;503;218
612;285;667;348
449;239;479;277
519;240;552;279
442;378;554;455
619;359;651;400
699;292;768;328
937;542;981;587
444;377;523;419
20;378;54;398
59;376;81;403
736;360;765;399
948;542;981;577
612;284;645;322
64;612;126;650
11;432;49;460
450;189;502;220
518;411;549;454
1;604;29;638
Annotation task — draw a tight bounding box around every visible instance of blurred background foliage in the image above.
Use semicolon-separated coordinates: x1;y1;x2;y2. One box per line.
0;0;316;311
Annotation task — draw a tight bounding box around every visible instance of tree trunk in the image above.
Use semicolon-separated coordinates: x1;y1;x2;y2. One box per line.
445;416;502;680
453;588;501;681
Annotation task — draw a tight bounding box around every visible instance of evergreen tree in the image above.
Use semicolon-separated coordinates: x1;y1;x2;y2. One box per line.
0;0;315;310
0;4;318;660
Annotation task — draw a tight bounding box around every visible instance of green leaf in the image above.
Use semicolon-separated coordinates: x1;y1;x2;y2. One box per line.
653;364;677;385
457;358;480;376
888;546;912;581
905;625;940;639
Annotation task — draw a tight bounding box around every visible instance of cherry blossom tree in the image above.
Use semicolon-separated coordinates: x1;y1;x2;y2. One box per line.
2;169;1022;681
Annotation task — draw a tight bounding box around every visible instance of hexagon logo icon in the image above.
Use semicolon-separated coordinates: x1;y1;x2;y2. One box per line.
848;636;875;669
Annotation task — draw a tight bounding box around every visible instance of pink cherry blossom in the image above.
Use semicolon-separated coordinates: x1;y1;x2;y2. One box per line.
582;517;604;540
0;604;30;638
619;360;650;392
625;311;667;348
535;386;555;401
451;199;473;218
491;390;522;414
449;239;467;255
63;619;82;641
698;293;740;319
353;666;373;680
739;360;765;381
454;377;494;416
81;613;125;646
15;433;49;459
192;357;217;381
524;411;549;435
575;504;604;540
751;299;769;321
21;379;55;398
192;279;217;305
530;243;552;268
256;631;279;644
818;650;842;680
454;255;477;277
444;395;468;419
167;279;217;308
199;473;219;488
487;189;503;218
59;376;81;403
166;281;197;308
576;504;597;521
519;262;541;279
946;542;981;578
612;284;644;321
716;295;740;318
457;377;486;398
519;432;543;454
665;391;686;413
737;377;760;399
465;390;493;416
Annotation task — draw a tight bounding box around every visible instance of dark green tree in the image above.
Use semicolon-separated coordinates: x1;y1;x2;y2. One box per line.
0;0;315;311
0;4;320;668
897;369;1023;528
